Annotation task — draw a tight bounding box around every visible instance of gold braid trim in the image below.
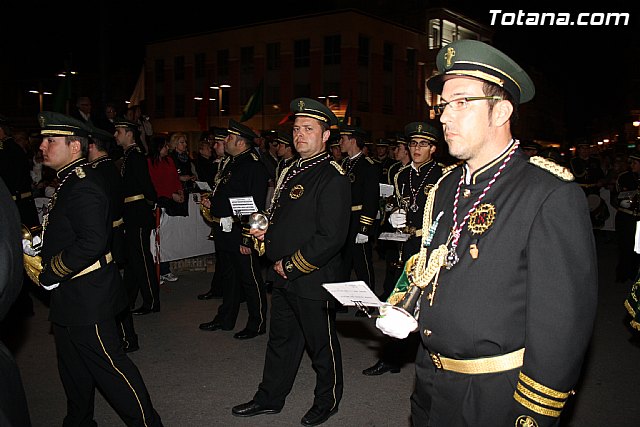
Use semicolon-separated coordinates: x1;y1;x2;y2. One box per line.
516;383;565;409
529;156;574;182
293;250;317;272
518;372;571;399
513;391;562;418
624;299;636;318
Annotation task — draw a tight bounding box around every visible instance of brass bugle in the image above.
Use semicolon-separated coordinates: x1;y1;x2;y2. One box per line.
197;192;215;224
22;224;44;285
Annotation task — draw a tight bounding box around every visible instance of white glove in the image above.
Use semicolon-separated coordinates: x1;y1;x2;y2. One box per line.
42;282;60;290
375;303;418;339
355;233;369;244
389;209;407;229
220;216;233;232
22;239;38;256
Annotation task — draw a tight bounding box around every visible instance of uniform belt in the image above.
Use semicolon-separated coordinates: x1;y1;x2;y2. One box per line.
72;252;113;279
429;348;525;375
211;216;240;224
11;191;32;201
112;218;124;228
351;205;363;212
124;194;145;203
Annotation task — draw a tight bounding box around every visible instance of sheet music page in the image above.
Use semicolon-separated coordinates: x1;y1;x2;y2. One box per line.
228;196;258;216
322;281;383;307
195;181;212;191
379;183;394;198
378;232;411;242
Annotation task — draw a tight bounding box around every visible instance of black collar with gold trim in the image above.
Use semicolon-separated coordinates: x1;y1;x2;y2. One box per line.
464;139;516;185
57;158;87;179
411;159;435;173
297;151;330;167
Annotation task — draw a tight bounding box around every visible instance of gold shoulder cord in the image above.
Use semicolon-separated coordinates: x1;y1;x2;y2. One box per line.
407;172;452;300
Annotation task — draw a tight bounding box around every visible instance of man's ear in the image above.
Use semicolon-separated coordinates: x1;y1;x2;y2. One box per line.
492;100;513;127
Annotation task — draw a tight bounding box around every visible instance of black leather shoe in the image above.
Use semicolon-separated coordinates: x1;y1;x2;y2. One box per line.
362;360;400;376
232;400;281;417
131;306;159;315
197;290;222;300
199;320;225;331
301;405;338;426
233;328;266;340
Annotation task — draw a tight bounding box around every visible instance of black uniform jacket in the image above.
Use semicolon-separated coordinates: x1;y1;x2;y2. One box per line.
209;148;268;250
120;144;157;228
40;159;128;326
0;179;22;321
0;136;39;226
341;153;379;236
393;160;443;254
90;155;126;264
418;145;598;425
265;152;351;300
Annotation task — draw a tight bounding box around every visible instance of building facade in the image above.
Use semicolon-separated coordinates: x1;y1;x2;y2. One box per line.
145;8;493;142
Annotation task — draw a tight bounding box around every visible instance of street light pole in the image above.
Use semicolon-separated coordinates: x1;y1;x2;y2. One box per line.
210;84;231;127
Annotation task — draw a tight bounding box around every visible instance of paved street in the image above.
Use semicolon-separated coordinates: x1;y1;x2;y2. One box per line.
4;230;640;426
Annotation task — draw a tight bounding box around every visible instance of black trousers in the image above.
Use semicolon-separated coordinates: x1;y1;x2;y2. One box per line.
254;288;343;411
52;320;162;427
342;234;376;290
124;226;160;311
205;253;226;296
214;249;267;333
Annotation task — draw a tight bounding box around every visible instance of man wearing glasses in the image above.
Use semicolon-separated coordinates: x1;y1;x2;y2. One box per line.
376;40;597;426
363;122;442;377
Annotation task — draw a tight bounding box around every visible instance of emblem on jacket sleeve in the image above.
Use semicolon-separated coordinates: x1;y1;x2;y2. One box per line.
467;203;495;235
515;415;538;427
285;260;294;273
290;184;304;199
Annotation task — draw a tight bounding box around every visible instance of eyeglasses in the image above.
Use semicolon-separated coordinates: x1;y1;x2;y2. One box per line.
432;96;503;115
408;140;434;148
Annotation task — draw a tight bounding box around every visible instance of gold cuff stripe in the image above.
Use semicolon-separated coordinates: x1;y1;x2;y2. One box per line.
124;194;145;203
513;391;562;418
291;256;313;274
292;251;316;273
518;372;571;399
516;383;565;409
351;205;362;211
52;254;73;276
360;217;375;225
294;250;318;271
112;218;124;228
51;258;66;278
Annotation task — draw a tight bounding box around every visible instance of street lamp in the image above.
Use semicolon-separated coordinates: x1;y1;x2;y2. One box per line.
194;96;217;129
28;89;52;112
210;84;231;125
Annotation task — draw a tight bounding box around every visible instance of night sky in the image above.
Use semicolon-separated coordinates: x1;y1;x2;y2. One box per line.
4;1;638;141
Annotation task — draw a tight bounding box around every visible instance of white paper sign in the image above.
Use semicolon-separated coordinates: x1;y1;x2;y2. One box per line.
322;280;383;307
228;196;258;216
195;181;212;191
379;183;394;198
378;232;411;242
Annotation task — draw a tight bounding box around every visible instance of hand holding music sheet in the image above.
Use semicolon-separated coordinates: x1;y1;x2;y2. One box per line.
322;280;383;307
